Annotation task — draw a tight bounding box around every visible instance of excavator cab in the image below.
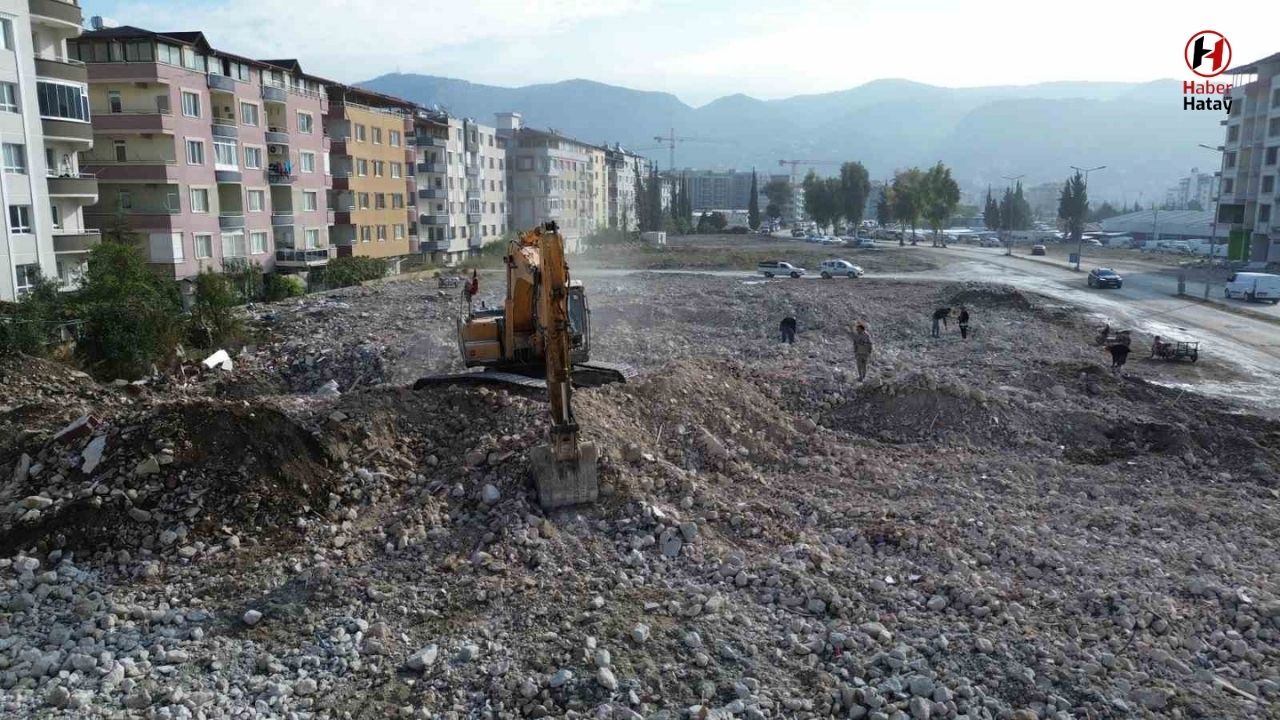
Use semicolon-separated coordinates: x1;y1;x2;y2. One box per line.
567;281;590;362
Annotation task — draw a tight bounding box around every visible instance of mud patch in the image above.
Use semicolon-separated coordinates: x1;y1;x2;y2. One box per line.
825;372;1012;445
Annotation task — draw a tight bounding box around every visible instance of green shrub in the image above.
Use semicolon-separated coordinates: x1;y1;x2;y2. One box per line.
0;275;65;356
264;273;306;301
224;259;265;303
75;237;184;379
312;256;387;289
188;270;244;349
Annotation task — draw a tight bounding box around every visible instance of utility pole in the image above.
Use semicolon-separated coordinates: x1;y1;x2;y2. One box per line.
1001;174;1024;256
1198;143;1226;262
1070;165;1106;271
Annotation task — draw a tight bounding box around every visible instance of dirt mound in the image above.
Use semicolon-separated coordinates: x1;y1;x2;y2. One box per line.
945;282;1034;310
824;371;1014;444
0;400;335;557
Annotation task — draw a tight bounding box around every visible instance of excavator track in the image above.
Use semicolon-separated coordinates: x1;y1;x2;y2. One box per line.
413;362;638;392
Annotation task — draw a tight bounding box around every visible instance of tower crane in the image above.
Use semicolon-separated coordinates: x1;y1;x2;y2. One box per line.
778;159;843;186
652;128;724;171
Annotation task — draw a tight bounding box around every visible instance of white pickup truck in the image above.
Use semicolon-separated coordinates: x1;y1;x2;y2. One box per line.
757;261;806;278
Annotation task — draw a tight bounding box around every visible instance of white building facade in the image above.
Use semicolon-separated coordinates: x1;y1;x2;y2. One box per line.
1220;52;1280;261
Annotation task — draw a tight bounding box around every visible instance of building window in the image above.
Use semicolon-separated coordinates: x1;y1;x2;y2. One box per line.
1268;147;1279;167
116;190;132;210
14;264;38;295
168;232;184;262
186;139;205;165
372;127;382;145
358;192;370;209
391;162;401;178
354;124;367;142
392;194;404;209
373;225;385;241
241;102;259;126
190;188;210;213
221;231;247;258
1264;176;1276;195
36;82;90;122
389;130;401;147
1261;203;1273;224
50;202;61;229
1270;117;1280;138
394;224;404;240
0;83;16;113
304;228;320;248
357;159;368;176
2;143;25;173
360;226;371;243
303;191;318;211
1225;152;1237;169
375;193;386;209
374;161;384;177
181;90;201;118
244;146;262;169
251;231;268;254
8;205;31;233
113;140;128;163
297;111;314;134
247;189;265;212
155;43;180;65
300;151;316;173
214;140;237;168
1223;178;1234;194
194;233;213;258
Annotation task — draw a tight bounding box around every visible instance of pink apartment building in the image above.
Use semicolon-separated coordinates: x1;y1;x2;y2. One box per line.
72;27;332;280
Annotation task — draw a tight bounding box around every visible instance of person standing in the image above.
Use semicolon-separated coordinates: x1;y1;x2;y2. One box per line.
779;316;797;344
931;307;951;338
957;307;971;339
852;323;873;381
1107;342;1131;373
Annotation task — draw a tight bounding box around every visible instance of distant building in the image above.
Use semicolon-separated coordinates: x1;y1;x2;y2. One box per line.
1023;182;1062;220
684;169;756;211
605;145;650;231
497;112;603;251
1100;208;1227;242
1163;168;1217;210
767;173;802;225
409;110;507;264
1218;52;1280;261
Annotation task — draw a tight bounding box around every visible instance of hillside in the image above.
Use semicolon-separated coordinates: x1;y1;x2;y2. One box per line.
360;74;1216;201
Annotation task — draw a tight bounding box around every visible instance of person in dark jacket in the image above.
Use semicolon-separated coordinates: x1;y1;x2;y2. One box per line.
931;307;951;338
1107;342;1131;372
957;307;971;339
780;316;797;344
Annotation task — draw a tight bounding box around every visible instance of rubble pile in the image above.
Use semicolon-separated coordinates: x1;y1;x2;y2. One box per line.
2;273;1279;718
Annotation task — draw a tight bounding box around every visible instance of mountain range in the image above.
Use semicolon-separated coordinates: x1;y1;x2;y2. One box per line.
359;73;1222;204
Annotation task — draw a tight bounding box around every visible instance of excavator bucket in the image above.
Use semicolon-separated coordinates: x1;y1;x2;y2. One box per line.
529;441;599;510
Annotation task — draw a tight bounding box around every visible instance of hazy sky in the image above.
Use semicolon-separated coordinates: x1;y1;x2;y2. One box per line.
81;0;1273;106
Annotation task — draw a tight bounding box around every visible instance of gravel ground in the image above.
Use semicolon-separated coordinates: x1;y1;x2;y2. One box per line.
1;272;1278;719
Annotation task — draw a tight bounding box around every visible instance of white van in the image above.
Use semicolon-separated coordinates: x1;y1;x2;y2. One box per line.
1225;272;1280;304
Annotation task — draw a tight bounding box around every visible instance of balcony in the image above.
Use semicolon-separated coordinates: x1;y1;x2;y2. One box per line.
80;160;178;182
215;170;242;183
207;74;236;92
34;56;86;83
211;122;238;139
94;111;174;134
265;128;290;145
330;138;350;155
276;247;333;267
218;213;245;230
52;230;100;254
331;173;351;191
41;118;92;145
86;204;181;230
271;212;294;227
465;164;480;178
466;189;481;200
332;210;352;225
29;0;82;26
418;188;446;200
466;213;482;224
417;162;447;174
268;170;295;185
46;173;98;198
410;135;447;148
420;213;449;225
262;84;288;103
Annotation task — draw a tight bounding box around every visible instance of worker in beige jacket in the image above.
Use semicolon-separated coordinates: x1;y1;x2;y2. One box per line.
852;323;873;381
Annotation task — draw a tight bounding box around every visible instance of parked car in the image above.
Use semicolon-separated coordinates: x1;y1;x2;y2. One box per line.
820;236;844;246
1031;244;1047;256
757;261;806;278
1225;272;1280;303
978;237;1001;248
791;228;806;238
818;259;864;279
1087;267;1123;288
850;237;876;249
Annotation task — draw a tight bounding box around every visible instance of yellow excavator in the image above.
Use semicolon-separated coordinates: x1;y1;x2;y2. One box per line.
415;222;632;509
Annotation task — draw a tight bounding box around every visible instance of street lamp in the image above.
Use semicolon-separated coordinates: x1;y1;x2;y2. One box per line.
1001;174;1024;256
1070;165;1106;271
1198;143;1225;262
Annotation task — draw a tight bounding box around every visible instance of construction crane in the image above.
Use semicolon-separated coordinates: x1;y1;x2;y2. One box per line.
778;159;843;186
652;128;723;171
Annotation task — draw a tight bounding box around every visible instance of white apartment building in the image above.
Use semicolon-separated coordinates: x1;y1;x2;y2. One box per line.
605;143;649;231
1164;168;1218;211
1220;52;1280;262
411;109;506;264
0;0;96;300
497;112;603;251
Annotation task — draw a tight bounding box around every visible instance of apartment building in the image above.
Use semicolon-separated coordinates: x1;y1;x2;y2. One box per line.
74;27;333;282
684;169;755;211
411;108;506;264
1164;168;1218;211
496;112;603;251
324;83;414;272
0;0;97;300
1219;52;1280;262
605;144;650;231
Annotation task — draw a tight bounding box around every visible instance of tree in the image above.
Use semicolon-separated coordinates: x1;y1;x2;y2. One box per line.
188;269;244;349
647;166;662;233
838;161;871;230
891;168;924;246
633;166;649;233
747;168;760;230
875;186;895;227
920;162;960;247
765;202;781;221
1088;201;1122;223
802;171;840;233
762;178;793;222
1057;171;1089;244
983;188;1001;231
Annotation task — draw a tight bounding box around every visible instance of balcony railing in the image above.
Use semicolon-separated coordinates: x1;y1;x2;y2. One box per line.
276;247;333;266
34;56;86;83
420;213;449;225
418;188;446;199
218;212;245;230
465;164;480;177
265;128;289;145
466;213;482;224
52;229;100;254
466;189;481;199
45;172;97;198
270;212;294;226
211;121;238;139
207;74;237;92
262;84;288;103
29;0;83;26
417;162;446;174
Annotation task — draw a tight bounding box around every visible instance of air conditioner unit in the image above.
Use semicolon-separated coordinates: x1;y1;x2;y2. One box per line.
268;144;285;154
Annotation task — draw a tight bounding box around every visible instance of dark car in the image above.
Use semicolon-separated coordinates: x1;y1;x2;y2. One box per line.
1088;267;1123;289
1031;244;1047;256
